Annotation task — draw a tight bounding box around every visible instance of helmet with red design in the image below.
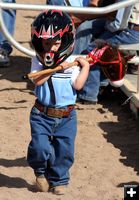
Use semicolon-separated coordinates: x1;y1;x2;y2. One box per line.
31;10;75;68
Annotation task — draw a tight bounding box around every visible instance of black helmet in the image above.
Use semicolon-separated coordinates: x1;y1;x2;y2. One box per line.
31;10;75;68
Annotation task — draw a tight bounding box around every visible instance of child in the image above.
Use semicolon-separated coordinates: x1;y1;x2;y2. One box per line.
27;10;90;195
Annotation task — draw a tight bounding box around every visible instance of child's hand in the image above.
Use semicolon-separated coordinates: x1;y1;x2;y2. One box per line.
75;57;90;68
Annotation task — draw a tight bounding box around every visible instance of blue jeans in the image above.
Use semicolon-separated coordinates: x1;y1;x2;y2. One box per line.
0;0;16;54
47;0;64;5
73;18;107;55
27;106;77;187
73;20;95;55
78;65;107;102
78;19;139;102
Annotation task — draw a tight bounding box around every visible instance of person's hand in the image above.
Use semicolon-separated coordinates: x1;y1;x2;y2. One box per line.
71;15;82;28
75;57;90;68
89;0;104;7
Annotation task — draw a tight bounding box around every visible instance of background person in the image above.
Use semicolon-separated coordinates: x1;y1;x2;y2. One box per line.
77;1;139;104
0;0;16;67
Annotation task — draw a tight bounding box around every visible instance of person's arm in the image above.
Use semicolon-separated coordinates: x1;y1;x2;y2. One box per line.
72;57;90;90
33;74;51;86
70;0;112;28
30;57;51;86
105;0;133;32
32;61;69;86
31;57;90;88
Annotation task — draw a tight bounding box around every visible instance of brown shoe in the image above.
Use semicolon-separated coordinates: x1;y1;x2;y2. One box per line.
36;177;49;192
49;185;67;195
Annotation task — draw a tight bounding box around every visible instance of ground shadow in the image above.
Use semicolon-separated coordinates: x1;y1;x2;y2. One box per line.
0;157;37;191
0;157;28;168
98;87;139;176
0;173;31;189
0;55;34;92
0;173;36;191
0;106;27;110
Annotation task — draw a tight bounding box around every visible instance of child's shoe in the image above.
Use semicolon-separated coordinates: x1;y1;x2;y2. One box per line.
36;176;49;192
49;185;67;195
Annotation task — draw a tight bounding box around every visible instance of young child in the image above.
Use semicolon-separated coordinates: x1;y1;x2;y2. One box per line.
27;10;90;195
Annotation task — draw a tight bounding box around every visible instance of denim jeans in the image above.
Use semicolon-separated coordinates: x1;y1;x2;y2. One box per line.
27;106;77;187
78;18;139;102
0;0;16;54
47;0;64;5
73;18;107;55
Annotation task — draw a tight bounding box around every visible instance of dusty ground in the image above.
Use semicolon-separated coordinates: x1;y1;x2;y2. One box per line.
0;1;139;200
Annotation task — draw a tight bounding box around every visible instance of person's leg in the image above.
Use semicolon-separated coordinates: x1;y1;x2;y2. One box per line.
73;20;93;54
27;107;56;191
73;18;107;55
47;0;64;5
47;110;77;192
78;65;101;103
106;28;139;45
75;19;112;103
87;29;117;52
0;0;16;53
0;0;16;66
105;28;139;75
27;107;56;176
78;29;124;103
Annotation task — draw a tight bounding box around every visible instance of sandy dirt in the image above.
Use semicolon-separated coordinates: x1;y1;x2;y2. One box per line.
0;1;139;199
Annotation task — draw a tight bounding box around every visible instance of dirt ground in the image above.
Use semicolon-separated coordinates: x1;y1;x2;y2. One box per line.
0;1;139;200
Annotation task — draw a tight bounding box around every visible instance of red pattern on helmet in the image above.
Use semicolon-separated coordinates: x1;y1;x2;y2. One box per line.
32;24;70;39
51;10;63;16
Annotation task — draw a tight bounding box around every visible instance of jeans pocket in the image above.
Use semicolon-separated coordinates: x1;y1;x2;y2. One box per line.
69;109;77;120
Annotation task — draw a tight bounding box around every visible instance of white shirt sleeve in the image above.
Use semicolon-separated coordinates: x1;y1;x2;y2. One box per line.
31;56;43;73
71;66;80;85
30;57;44;82
65;55;88;85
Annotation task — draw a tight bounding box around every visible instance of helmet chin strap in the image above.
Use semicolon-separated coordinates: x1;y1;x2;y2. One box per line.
44;52;55;67
43;52;67;69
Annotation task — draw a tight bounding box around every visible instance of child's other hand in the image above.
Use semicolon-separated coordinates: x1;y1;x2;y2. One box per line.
75;57;90;68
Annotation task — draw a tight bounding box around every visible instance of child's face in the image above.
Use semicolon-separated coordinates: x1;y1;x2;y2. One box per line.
42;39;62;52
